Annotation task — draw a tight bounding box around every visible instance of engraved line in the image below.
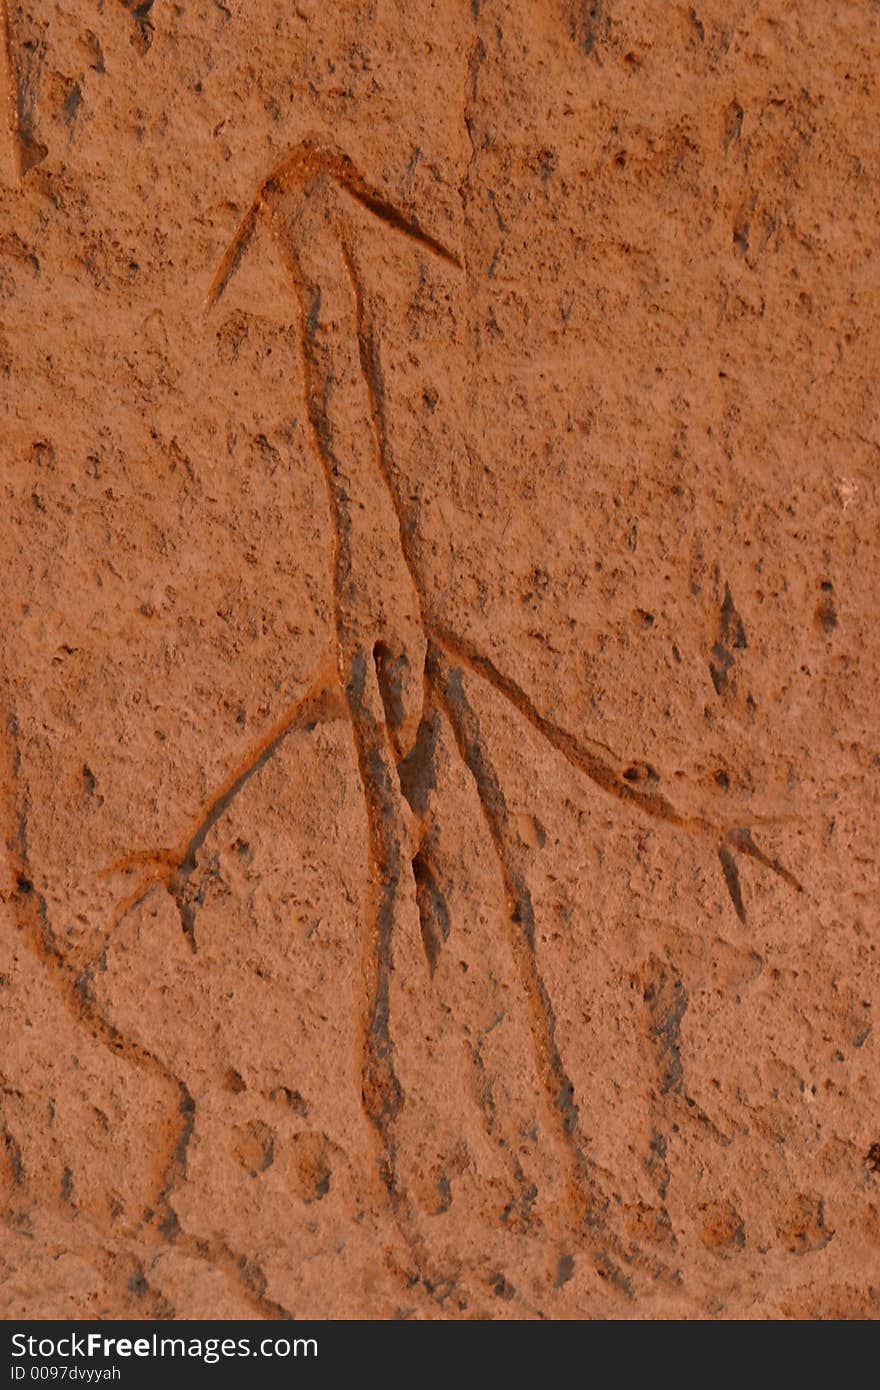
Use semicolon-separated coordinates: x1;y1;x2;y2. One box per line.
0;0;21;181
336;250;802;908
259;203;424;1262
205;137;461;314
104;664;344;947
1;709;191;1238
428;646;668;1294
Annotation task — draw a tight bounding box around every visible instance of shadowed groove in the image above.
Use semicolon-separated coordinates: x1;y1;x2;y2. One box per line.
466;1030;539;1235
727;825;803;893
427;655;594;1187
205;203;260;313
205;139;804;891
0;0;46;180
104;665;345;944
0;0;20;180
411;838;452;974
1;711;194;1237
206;137;460;314
195;141;809;1290
427;647;675;1294
342;234;430;630
717;845;746;924
337;240;803;900
257;199;423;1259
2;707;298;1318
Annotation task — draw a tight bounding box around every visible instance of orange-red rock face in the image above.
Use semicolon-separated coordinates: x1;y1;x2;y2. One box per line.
1;0;878;1319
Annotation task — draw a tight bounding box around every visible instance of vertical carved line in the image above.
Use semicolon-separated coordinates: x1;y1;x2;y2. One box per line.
263;210;415;1238
428;648;675;1293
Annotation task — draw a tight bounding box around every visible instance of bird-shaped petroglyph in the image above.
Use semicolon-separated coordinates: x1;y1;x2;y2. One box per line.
102;139;803;1281
4;136;806;1305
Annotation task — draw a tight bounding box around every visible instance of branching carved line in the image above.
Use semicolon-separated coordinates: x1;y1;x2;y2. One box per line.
340;228;803;917
205;137;460;315
428;648;676;1291
2;137;809;1315
200;146;807;1286
104;663;344;947
430;628;807;873
2;707;299;1318
257;195;423;1261
726;824;802;892
206;146;803;908
428;653;584;1163
1;711;189;1232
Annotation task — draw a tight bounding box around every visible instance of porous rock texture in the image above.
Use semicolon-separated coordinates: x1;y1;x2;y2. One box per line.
1;0;878;1320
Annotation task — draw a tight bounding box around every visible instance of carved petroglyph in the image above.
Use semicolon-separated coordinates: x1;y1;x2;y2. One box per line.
5;136;805;1305
0;0;47;181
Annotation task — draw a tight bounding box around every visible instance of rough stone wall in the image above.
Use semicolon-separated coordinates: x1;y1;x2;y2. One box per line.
1;0;877;1319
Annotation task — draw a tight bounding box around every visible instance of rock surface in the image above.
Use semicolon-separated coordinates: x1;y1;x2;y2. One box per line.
1;0;878;1319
